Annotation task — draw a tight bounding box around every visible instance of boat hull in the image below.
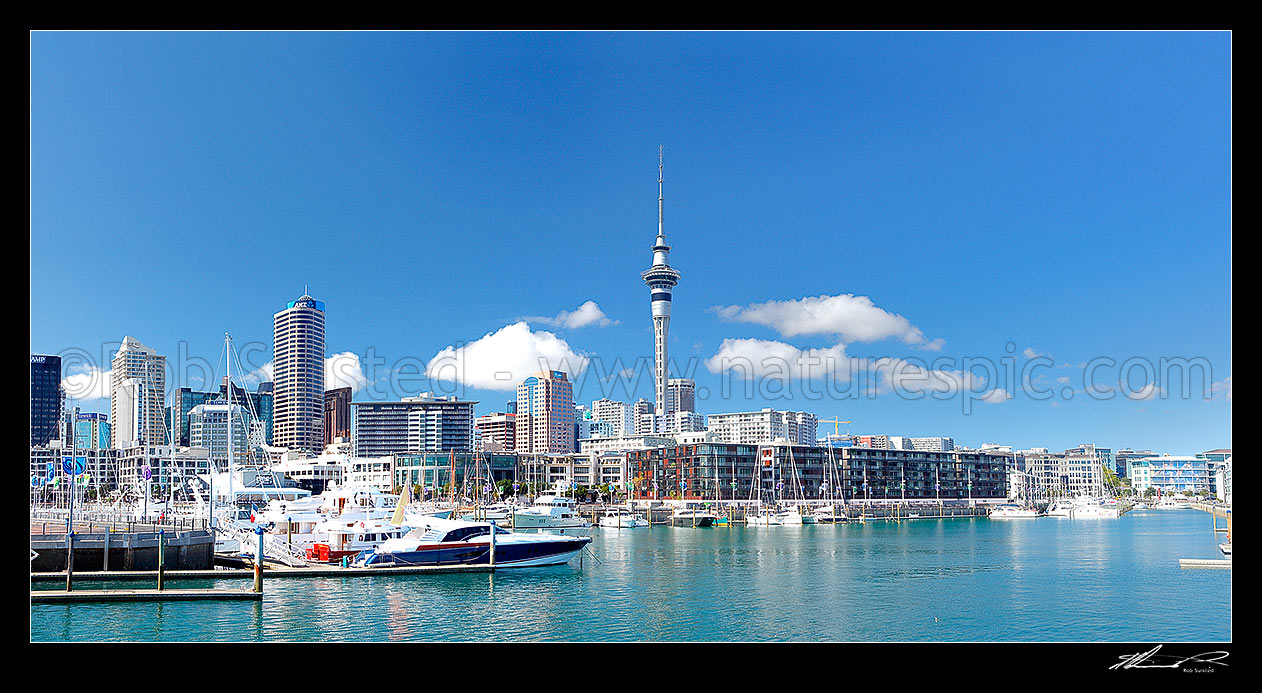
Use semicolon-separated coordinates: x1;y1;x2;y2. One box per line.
358;536;590;568
670;516;714;527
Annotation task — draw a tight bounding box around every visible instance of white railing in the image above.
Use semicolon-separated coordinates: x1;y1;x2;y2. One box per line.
216;523;309;567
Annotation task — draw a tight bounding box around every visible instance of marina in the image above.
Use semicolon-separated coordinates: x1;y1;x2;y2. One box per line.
31;504;1231;642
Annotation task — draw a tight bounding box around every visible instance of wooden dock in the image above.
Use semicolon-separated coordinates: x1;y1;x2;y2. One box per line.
30;563;494;583
1179;558;1232;569
31;588;261;603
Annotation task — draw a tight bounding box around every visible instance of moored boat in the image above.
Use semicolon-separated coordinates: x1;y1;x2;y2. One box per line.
352;516;590;568
988;503;1043;518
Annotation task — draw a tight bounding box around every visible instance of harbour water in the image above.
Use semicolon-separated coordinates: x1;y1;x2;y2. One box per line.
31;508;1230;642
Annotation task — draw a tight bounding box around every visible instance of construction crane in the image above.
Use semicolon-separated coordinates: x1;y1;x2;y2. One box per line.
818;418;852;438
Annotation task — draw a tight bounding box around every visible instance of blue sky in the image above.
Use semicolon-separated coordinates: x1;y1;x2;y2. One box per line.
30;31;1231;454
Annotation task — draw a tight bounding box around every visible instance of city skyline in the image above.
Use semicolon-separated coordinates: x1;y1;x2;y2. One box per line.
31;32;1231;454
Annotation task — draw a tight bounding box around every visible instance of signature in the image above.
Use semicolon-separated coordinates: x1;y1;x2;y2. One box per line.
1110;645;1229;670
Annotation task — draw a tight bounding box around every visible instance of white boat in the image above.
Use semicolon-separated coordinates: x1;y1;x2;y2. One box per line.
670;505;716;527
512;494;591;532
774;507;805;526
354;516;590;568
598;509;649;529
746;506;782;526
1219;542;1232;557
810;505;847;523
1071;496;1120;519
1047;500;1075;517
988;503;1043;518
1152;499;1192;510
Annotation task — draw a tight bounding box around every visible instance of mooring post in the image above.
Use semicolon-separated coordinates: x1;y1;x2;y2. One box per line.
489;521;496;567
103;528;110;571
65;531;74;592
157;529;166;591
253;526;264;594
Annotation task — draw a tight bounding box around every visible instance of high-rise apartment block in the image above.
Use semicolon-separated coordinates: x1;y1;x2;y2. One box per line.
110;336;167;448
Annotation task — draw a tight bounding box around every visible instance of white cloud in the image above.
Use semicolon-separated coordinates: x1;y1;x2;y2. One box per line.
525;301;617;329
1056;376;1071;385
1124;382;1164;401
61;365;111;403
704;338;851;382
866;357;979;396
1211;376;1232;401
426;321;590;391
325;352;370;394
978;388;1013;404
1023;347;1047;359
712;293;942;349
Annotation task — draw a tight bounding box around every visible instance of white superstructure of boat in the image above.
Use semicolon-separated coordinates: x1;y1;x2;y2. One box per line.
988;503;1043;518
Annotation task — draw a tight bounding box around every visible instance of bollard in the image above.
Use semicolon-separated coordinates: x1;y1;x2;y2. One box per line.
65;531;74;592
157;529;165;591
103;529;110;571
489;522;496;567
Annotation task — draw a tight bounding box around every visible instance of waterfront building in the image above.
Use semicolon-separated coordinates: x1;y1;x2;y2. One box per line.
187;400;253;468
115;444;212;493
30;354;62;446
515;371;575;453
324;386;352;447
273;293;326;454
393;450;518;495
667;378;696;416
641;148;683;425
853;435;891;450
1023;447;1106;498
1114;448;1157;479
1197;448;1232;496
1214;455;1232;504
110;337;167;448
351;393;477;457
707;409;817;445
1128;455;1214;495
30;444;119;495
474;411;517;452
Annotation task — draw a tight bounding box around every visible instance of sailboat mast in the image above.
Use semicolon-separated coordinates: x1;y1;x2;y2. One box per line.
226;332;233;514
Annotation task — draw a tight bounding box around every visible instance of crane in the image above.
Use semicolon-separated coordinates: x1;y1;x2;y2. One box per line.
818;418;852;438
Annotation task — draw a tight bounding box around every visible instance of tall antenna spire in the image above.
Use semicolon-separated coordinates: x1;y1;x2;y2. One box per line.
658;145;664;238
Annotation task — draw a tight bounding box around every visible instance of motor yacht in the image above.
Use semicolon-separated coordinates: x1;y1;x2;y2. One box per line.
353;516;590;568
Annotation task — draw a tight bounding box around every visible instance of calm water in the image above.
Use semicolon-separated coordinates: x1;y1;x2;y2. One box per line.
31;509;1231;642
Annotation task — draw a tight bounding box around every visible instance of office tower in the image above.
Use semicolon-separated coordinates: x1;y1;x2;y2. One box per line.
515;370;575;453
324;386;352;447
351;394;477;457
475;412;517;452
273;293;325;454
30;354;62;446
667;378;696;415
110;336;167;448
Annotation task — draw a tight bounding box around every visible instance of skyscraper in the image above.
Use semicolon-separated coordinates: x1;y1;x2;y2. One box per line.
110;336;167;448
324;386;352;447
515;370;575;453
30;354;62;446
641;147;682;430
273;293;326;454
